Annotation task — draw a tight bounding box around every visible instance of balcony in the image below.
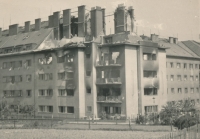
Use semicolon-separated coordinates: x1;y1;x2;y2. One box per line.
96;78;122;85
143;61;158;70
97;96;122;103
96;60;121;68
143;78;159;88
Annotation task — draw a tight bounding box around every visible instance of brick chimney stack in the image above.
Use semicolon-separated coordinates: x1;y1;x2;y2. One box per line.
114;4;126;34
63;9;71;38
9;24;18;36
35;18;41;31
53;11;60;40
78;5;86;37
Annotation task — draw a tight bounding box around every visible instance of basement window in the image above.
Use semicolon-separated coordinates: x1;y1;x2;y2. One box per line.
144;88;157;95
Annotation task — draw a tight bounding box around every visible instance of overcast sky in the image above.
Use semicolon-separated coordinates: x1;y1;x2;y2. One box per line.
0;0;199;41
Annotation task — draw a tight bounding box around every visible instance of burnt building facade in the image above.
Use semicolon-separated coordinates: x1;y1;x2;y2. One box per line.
0;4;199;119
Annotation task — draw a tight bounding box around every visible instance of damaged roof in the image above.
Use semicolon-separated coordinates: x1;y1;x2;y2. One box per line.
0;28;53;49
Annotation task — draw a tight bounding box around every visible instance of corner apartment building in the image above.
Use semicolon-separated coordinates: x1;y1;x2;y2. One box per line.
0;4;199;119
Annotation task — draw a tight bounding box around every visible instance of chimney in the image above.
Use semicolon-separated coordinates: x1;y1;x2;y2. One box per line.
169;37;174;43
151;34;159;42
128;6;134;32
90;6;103;38
102;8;106;34
9;24;18;36
35;18;41;31
25;21;30;32
114;4;126;34
53;11;60;40
48;15;54;28
174;38;178;44
63;9;71;38
78;5;85;37
0;28;2;37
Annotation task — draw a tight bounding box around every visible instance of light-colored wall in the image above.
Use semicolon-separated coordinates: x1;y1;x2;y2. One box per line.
166;57;200;102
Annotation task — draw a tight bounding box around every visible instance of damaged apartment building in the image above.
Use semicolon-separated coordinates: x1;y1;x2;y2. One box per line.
0;4;200;119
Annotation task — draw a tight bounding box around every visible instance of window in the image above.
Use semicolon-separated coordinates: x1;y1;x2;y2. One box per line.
46;89;53;96
171;88;175;93
66;54;74;63
143;71;157;78
25;60;31;68
47;106;53;113
67;89;74;96
26;75;31;82
191;88;194;93
177;63;181;68
39;106;45;112
58;89;66;96
178;88;182;93
38;54;52;65
39;90;45;96
111;52;120;64
195;64;198;69
10;61;15;69
58;72;65;80
45;73;53;80
3;62;7;69
177;75;181;81
57;56;64;63
184;63;187;69
67;106;74;113
184;75;187;81
197;88;199;93
39;74;44;80
10;76;15;83
26;90;31;97
190;76;194;81
197;99;200;104
87;88;91;94
170;75;174;81
170;62;173;68
189;64;193;69
196;76;198;81
86;71;91;76
87;106;92;112
59;106;66;113
26;45;32;50
144;105;158;114
144;88;157;95
143;53;156;60
185;88;188;93
10;91;15;96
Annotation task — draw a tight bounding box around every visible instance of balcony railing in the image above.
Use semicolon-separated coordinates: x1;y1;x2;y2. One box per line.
97;96;122;103
96;78;121;85
96;60;121;67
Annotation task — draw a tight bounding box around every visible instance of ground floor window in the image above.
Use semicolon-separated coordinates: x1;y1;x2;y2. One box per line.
58;106;66;113
144;105;158;114
39;105;45;112
47;106;53;113
103;106;121;114
67;106;74;113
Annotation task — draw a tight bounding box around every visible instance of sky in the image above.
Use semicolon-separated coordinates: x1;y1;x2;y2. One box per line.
0;0;199;41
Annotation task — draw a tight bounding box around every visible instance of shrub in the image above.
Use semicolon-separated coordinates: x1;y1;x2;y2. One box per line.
173;114;198;130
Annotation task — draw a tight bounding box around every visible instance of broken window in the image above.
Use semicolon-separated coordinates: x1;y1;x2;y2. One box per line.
66;53;74;63
144;88;157;95
47;106;53;113
58;89;66;96
58;72;65;80
111;52;120;64
26;75;31;82
67;106;74;113
67;89;74;96
143;71;157;78
57;56;64;63
46;89;53;96
39;54;53;65
58;106;66;113
39;74;45;80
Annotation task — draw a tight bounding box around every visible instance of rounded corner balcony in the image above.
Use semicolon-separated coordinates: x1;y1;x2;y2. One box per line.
97;96;122;103
143;61;158;70
96;78;122;85
96;60;122;68
143;78;159;88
